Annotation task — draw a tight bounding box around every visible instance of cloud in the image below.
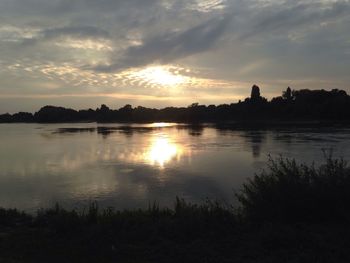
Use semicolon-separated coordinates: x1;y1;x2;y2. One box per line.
93;16;231;72
19;26;111;47
42;26;110;40
238;0;350;40
0;0;350;112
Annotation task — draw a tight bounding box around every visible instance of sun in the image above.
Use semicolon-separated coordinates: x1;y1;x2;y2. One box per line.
135;66;187;87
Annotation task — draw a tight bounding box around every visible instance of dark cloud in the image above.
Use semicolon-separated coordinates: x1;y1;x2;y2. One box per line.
239;1;350;40
19;26;111;48
0;0;161;16
42;26;110;40
93;16;231;71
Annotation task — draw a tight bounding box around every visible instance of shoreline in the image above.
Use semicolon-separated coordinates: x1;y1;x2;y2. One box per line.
1;157;350;262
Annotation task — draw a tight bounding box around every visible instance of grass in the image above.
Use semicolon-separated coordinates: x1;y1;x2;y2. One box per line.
1;156;350;262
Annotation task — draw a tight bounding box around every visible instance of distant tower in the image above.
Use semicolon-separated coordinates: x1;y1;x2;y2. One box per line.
250;85;261;101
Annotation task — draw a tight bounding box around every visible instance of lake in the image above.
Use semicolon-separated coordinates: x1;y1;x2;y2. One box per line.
1;123;350;212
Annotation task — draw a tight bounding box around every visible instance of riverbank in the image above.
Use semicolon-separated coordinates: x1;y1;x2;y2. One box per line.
1;156;350;262
1;205;350;262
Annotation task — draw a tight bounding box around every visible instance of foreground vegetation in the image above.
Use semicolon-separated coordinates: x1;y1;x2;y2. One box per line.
1;156;350;262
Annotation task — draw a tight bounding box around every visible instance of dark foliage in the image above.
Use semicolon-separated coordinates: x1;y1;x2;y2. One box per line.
1;86;350;123
237;154;350;223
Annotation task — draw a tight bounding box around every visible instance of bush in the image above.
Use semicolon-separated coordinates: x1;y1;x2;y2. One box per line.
236;154;350;223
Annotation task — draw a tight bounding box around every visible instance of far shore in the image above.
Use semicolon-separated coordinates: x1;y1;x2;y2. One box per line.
2;87;350;124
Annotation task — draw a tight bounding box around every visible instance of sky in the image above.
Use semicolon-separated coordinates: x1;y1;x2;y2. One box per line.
0;0;349;113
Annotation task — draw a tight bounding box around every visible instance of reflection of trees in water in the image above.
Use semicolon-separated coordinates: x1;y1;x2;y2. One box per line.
54;127;96;134
54;125;208;139
97;127;153;138
239;130;267;158
216;128;267;158
176;125;204;137
188;125;204;136
55;126;156;138
97;127;117;138
273;131;293;145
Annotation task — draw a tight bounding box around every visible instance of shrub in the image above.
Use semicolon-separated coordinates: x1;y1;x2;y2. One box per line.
236;154;350;223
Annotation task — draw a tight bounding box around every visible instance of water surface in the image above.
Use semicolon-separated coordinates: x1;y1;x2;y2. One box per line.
1;123;350;212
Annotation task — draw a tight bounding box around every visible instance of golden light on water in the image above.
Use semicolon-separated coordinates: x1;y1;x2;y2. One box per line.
118;133;184;168
147;122;176;128
146;136;182;167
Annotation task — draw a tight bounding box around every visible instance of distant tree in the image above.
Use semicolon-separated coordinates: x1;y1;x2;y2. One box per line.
0;113;12;122
34;106;78;122
189;103;199;108
282;87;292;100
120;104;132;111
12;112;34;122
99;104;110;112
271;96;284;104
117;104;133;122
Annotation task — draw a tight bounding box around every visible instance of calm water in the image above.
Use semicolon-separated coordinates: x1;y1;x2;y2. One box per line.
1;123;350;212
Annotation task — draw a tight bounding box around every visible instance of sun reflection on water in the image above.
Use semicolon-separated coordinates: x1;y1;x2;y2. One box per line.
117;134;184;168
147;122;176;128
146;136;182;167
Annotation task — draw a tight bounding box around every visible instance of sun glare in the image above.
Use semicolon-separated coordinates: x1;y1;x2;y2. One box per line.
135;66;187;87
146;136;182;167
117;134;185;168
147;122;175;128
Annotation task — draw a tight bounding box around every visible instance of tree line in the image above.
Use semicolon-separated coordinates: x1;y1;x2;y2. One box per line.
1;85;350;123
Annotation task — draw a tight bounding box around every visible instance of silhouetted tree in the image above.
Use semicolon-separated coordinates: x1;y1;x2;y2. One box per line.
283;87;292;100
0;113;12;122
34;106;79;123
120;104;132;111
100;104;110;112
189;103;199;108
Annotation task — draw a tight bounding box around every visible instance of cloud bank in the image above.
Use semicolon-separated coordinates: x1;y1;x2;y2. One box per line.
0;0;349;112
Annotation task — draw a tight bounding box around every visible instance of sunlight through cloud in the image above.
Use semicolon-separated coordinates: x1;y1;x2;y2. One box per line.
188;0;227;12
128;65;188;87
